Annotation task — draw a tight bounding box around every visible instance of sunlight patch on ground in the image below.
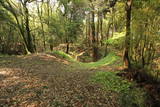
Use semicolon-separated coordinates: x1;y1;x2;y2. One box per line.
0;68;13;75
0;70;9;75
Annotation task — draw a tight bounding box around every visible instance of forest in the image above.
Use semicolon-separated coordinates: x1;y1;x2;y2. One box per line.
0;0;160;106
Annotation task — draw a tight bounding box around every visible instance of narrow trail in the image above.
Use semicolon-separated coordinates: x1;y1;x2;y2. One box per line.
0;54;118;107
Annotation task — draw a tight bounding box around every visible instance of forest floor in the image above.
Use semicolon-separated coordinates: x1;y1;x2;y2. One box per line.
0;53;119;107
0;53;151;107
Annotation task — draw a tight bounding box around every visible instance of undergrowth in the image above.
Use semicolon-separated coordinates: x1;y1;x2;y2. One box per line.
0;54;10;57
91;71;147;107
79;53;120;68
51;51;76;62
51;50;147;107
51;51;120;69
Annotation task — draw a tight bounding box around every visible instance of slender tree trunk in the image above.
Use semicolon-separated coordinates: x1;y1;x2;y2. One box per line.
104;22;111;57
41;2;46;50
86;15;88;46
111;7;115;37
47;0;50;26
24;5;35;53
124;0;132;69
42;23;46;51
97;10;100;44
91;9;98;62
37;1;46;51
66;39;70;54
32;17;37;52
88;13;91;46
100;12;103;46
50;44;53;51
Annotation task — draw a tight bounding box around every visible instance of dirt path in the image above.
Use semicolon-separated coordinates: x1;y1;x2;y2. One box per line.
0;54;118;107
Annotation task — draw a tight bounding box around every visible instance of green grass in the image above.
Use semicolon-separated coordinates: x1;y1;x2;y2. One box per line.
91;71;132;93
51;51;120;69
91;71;147;107
78;52;120;69
0;54;10;57
50;51;76;62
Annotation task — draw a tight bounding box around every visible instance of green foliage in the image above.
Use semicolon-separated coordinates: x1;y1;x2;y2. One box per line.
48;11;65;40
56;0;85;43
91;71;147;107
91;71;132;93
79;53;120;68
0;6;15;24
104;32;125;45
51;51;120;69
114;2;126;32
51;51;76;62
129;0;160;67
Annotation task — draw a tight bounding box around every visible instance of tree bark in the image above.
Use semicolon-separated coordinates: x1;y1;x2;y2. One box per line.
91;8;99;62
100;12;103;46
66;39;70;54
24;3;35;53
88;13;91;46
104;21;111;57
36;1;46;51
124;0;132;69
97;10;100;44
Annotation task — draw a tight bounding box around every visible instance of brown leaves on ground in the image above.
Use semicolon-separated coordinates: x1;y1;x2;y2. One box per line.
0;54;118;107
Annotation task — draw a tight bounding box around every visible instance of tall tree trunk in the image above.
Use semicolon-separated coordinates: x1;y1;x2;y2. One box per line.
97;10;100;44
124;0;132;69
37;1;46;51
104;22;111;57
111;7;115;37
24;5;35;53
41;2;46;51
47;0;50;26
100;12;103;46
50;44;53;51
86;15;88;46
88;13;91;46
32;17;37;52
66;39;70;54
91;9;98;62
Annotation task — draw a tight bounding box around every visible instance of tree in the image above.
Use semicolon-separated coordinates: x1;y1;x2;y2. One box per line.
57;0;86;54
89;0;99;61
123;0;132;69
128;0;160;68
36;0;46;51
0;0;36;53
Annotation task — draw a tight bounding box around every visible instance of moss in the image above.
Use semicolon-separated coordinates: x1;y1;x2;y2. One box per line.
91;71;147;107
